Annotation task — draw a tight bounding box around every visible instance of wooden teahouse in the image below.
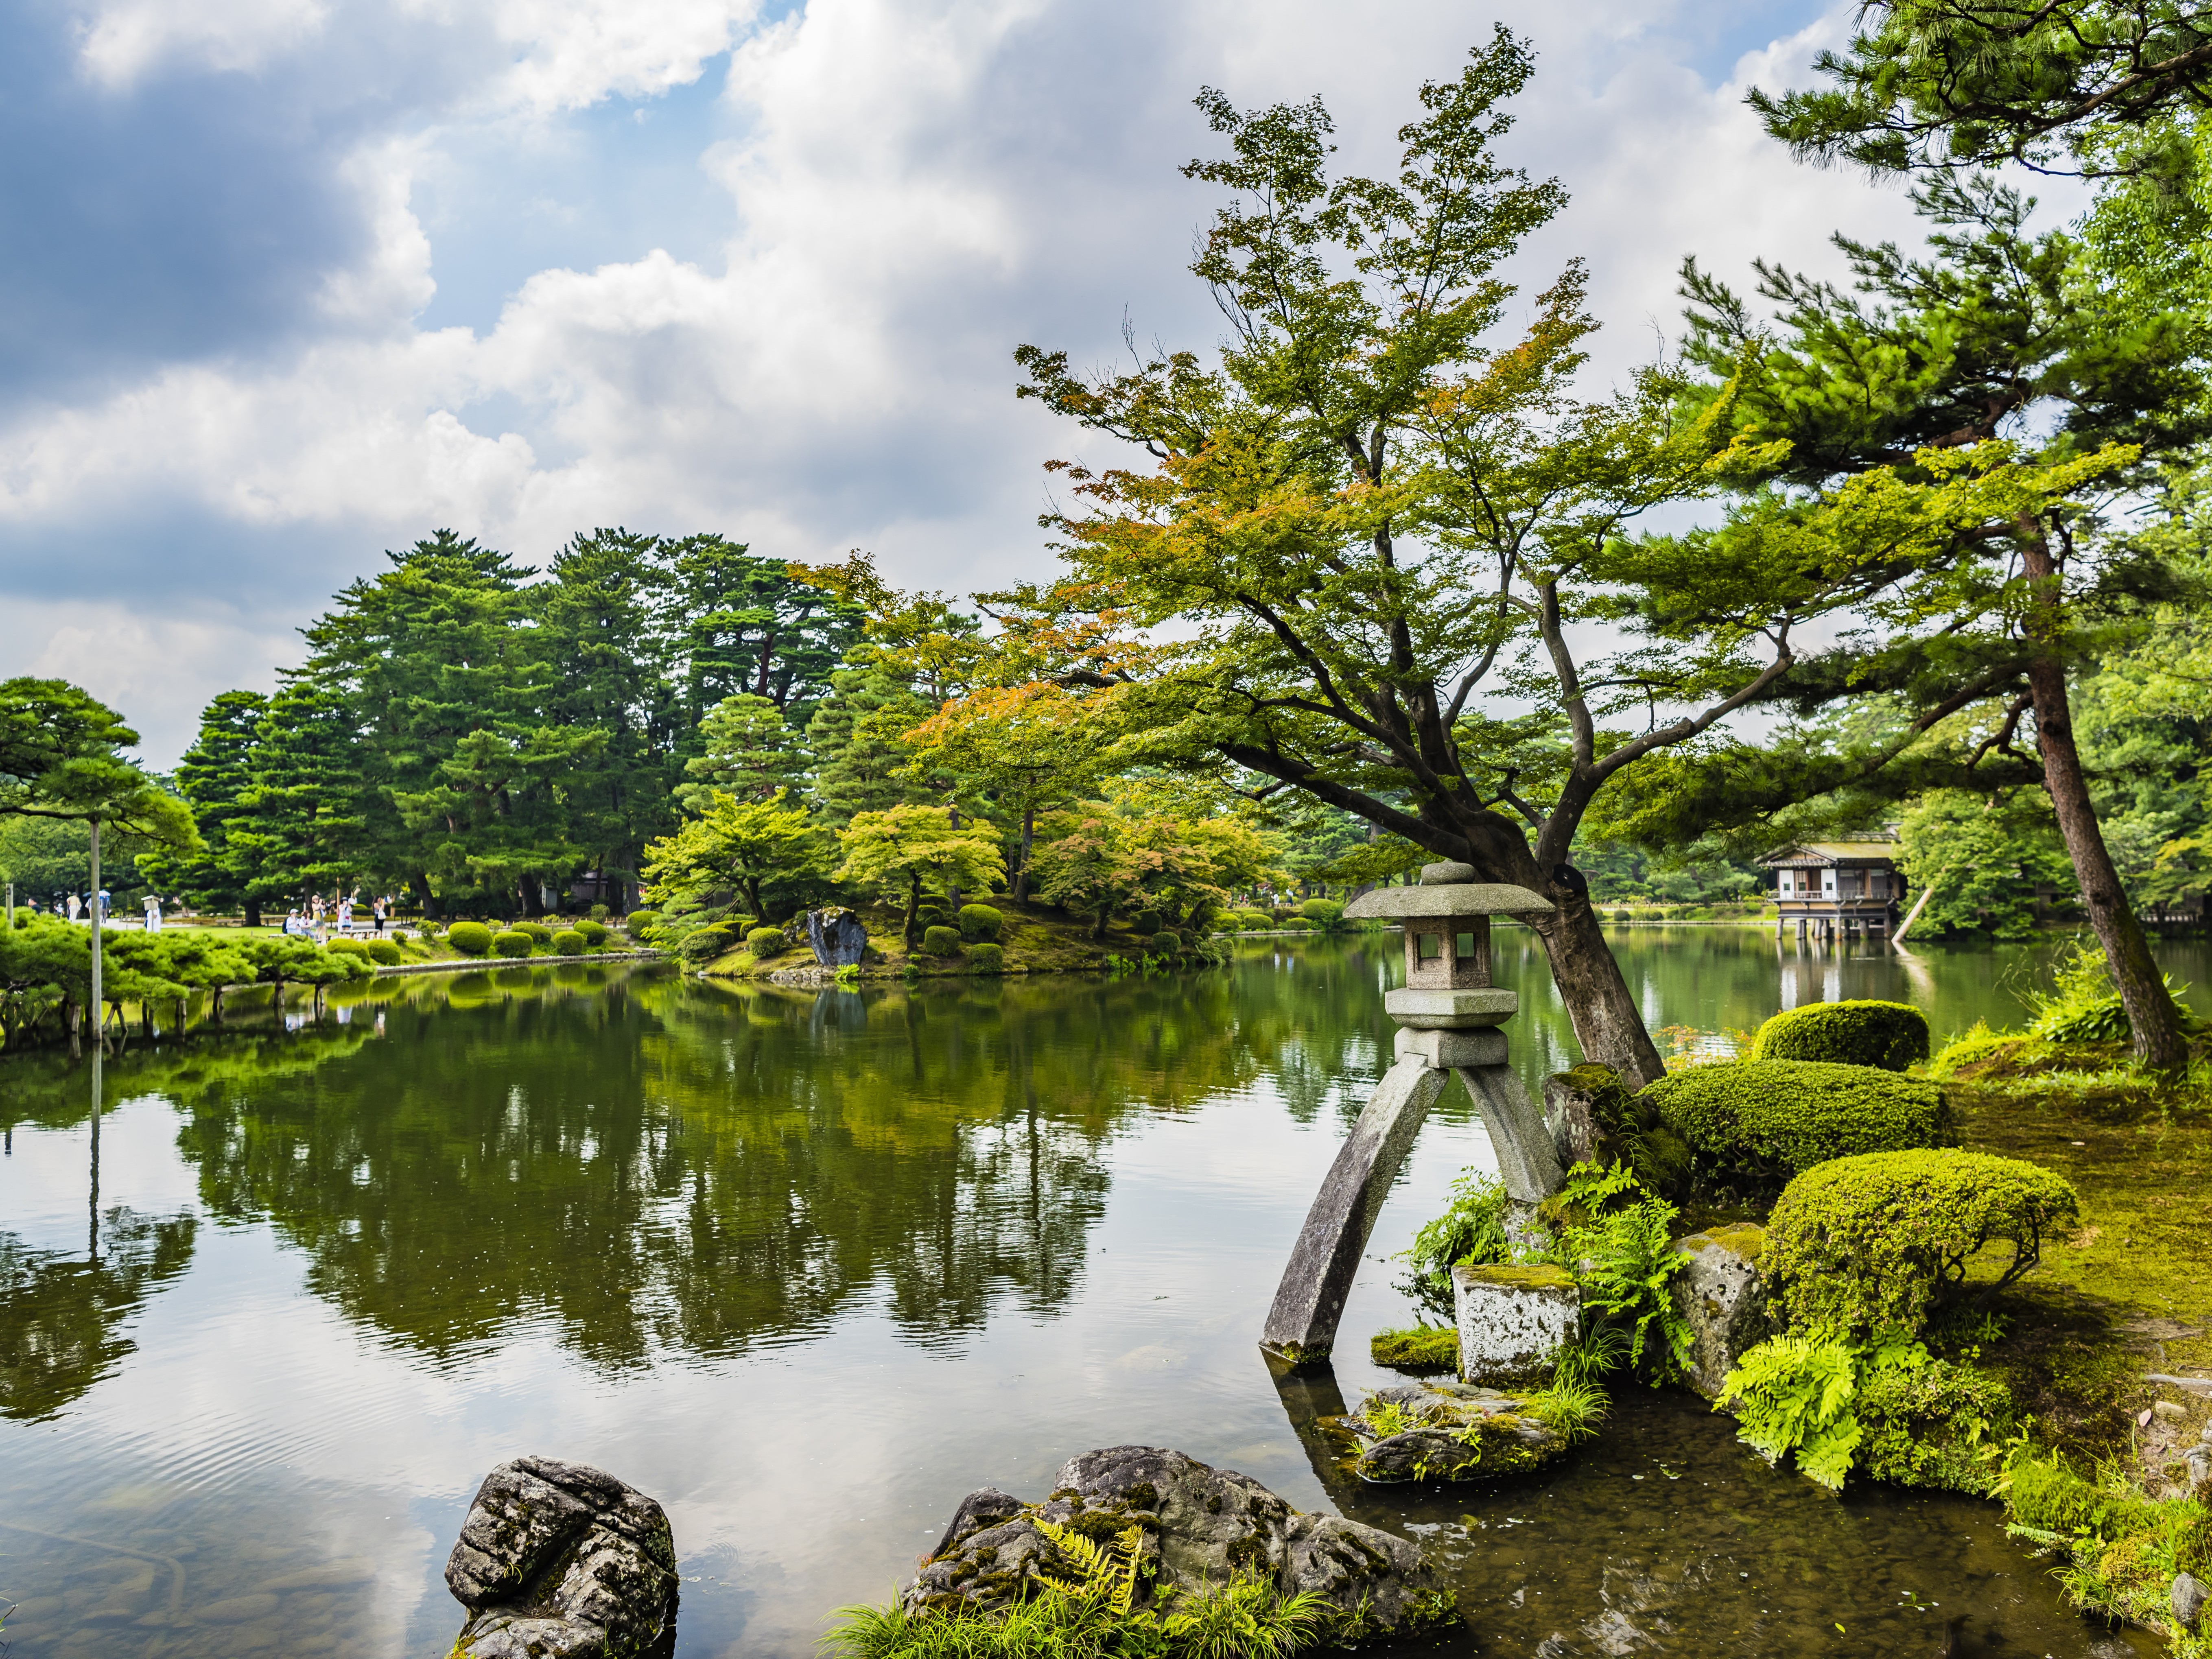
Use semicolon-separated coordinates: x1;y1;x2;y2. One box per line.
1760;837;1906;938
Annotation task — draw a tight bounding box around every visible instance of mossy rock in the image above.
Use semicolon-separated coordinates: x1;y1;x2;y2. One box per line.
1460;1262;1575;1291
1331;1383;1580;1485
1749;999;1930;1071
1371;1327;1459;1372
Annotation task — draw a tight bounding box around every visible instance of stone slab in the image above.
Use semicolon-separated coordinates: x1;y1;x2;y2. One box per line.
1385;987;1518;1029
1453;1065;1564;1201
1454;1265;1578;1386
1394;1027;1508;1069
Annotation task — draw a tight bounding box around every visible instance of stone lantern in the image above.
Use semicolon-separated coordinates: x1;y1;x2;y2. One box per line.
1261;860;1565;1365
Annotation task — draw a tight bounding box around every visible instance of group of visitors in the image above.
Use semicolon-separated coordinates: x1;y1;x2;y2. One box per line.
280;894;395;939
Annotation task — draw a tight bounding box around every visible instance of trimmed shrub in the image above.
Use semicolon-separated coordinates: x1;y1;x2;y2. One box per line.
680;924;739;962
623;908;661;937
957;903;1003;942
1766;1149;2079;1338
922;925;964;957
1748;999;1930;1071
491;929;533;958
447;921;494;957
391;929;411;944
551;929;586;955
513;921;553;944
1278;916;1313;931
365;940;403;966
1299;897;1344;929
747;926;785;958
326;937;370;959
966;942;1005;973
589;903;610;922
574;919;609;946
1642;1060;1952;1200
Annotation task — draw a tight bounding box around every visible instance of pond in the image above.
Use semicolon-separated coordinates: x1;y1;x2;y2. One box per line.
2;927;2205;1659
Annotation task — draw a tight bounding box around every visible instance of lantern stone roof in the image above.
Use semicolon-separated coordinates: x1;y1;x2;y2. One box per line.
1344;876;1552;919
1757;838;1899;869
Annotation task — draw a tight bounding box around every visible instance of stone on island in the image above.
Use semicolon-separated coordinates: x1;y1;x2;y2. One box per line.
1453;1262;1577;1386
908;1445;1449;1635
444;1456;678;1659
1329;1381;1572;1483
1670;1225;1775;1399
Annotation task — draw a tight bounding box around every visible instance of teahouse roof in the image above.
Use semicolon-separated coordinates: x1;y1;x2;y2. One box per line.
1757;839;1900;869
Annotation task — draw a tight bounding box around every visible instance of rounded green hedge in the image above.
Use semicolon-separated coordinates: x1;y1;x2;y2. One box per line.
623;908;662;938
326;937;370;959
574;919;609;945
513;921;553;944
747;926;785;957
365;939;403;966
680;925;738;962
1299;897;1344;928
1767;1149;2079;1338
491;929;533;958
448;921;494;957
1640;1060;1952;1200
1749;999;1930;1072
966;942;1005;973
1278;916;1313;931
922;924;964;957
551;929;586;955
958;904;1003;942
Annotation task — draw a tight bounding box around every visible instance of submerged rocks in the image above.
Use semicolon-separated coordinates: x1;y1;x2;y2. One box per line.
1328;1381;1573;1484
1670;1225;1776;1399
908;1445;1449;1636
445;1456;678;1659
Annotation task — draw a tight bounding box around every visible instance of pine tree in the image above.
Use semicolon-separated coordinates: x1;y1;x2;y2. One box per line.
677;694;810;814
144;690;270;922
804;669;936;827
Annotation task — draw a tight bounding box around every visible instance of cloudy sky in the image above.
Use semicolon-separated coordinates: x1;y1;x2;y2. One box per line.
0;0;1948;765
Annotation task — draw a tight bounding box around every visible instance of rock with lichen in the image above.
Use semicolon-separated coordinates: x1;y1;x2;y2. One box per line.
905;1445;1449;1635
444;1456;678;1659
1327;1381;1575;1484
1453;1261;1578;1384
1671;1224;1776;1399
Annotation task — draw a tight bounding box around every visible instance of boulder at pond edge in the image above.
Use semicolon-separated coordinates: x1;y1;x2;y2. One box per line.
1329;1381;1573;1484
1670;1225;1776;1400
907;1445;1451;1636
445;1456;678;1659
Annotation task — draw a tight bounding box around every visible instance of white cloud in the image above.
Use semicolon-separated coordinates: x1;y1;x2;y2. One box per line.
9;0;1956;763
76;0;332;89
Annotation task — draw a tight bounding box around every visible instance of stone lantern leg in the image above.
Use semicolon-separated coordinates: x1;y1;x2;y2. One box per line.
1260;863;1560;1364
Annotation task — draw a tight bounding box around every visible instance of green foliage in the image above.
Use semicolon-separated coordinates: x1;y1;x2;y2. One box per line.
1899;790;2078;939
491;930;532;959
326;938;370;960
643;788;830;927
966;942;1005;974
958;904;1004;942
922;925;964;957
676;693;810;815
1856;1355;2013;1494
1520;1376;1608;1443
1296;898;1343;929
680;924;739;963
746;926;785;958
1369;1326;1459;1371
365;940;402;966
1641;1060;1953;1200
514;922;553;944
446;922;493;957
623;909;661;939
574;919;609;945
1551;1161;1694;1384
1765;1150;2081;1338
1396;1169;1511;1320
1718;1334;1868;1490
1748;999;1929;1071
825;1522;1333;1659
2004;1451;2211;1631
551;929;585;955
2026;936;2206;1045
836;804;1006;946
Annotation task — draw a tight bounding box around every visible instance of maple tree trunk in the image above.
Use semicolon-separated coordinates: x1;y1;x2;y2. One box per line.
1526;887;1668;1089
2016;520;2187;1074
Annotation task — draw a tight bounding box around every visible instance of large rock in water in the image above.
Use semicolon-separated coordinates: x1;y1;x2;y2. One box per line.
907;1446;1449;1635
444;1456;678;1659
1328;1381;1573;1483
1671;1225;1775;1399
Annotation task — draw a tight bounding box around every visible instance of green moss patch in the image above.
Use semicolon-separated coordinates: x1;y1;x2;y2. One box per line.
1370;1327;1459;1371
1749;999;1930;1071
1460;1262;1574;1290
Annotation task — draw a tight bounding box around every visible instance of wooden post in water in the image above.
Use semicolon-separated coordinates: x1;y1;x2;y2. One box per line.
1259;866;1556;1367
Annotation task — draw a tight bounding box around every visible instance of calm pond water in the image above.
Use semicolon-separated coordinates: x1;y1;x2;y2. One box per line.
3;927;2206;1659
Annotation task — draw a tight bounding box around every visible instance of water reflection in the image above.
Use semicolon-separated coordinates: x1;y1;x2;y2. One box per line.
0;1207;197;1421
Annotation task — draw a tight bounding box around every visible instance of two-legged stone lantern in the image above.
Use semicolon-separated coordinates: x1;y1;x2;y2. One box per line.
1260;862;1562;1364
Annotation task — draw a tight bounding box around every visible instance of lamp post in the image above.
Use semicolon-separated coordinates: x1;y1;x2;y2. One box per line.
1260;861;1562;1365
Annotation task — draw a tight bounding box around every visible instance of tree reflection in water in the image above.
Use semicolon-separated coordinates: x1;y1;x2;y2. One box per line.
0;1209;197;1422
